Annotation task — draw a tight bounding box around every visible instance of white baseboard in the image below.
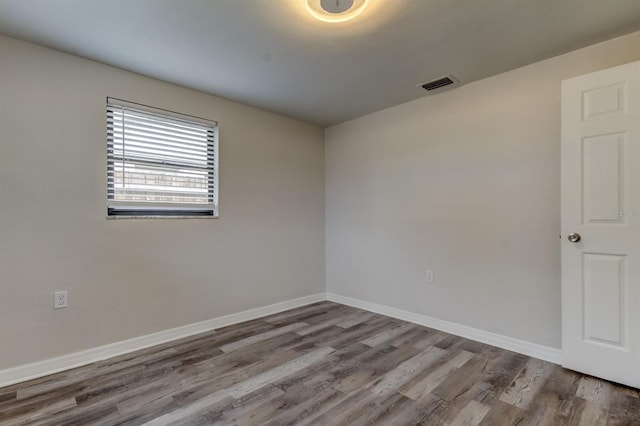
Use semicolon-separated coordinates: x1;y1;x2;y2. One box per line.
0;293;326;388
0;291;562;388
326;293;562;365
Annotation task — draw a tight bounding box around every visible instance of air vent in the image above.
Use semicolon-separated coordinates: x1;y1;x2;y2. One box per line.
421;75;459;93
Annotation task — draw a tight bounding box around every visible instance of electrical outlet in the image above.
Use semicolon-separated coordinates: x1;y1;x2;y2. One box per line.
426;270;434;284
54;291;68;309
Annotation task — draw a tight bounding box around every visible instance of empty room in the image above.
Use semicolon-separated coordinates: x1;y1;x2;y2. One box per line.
1;0;640;424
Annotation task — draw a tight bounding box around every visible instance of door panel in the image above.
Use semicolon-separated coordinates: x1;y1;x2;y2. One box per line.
582;253;625;347
582;133;624;223
562;60;640;388
582;83;626;121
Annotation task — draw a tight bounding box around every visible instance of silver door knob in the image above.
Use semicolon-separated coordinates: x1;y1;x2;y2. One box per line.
568;233;581;243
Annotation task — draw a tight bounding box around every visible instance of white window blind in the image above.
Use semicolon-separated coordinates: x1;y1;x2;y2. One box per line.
107;98;218;217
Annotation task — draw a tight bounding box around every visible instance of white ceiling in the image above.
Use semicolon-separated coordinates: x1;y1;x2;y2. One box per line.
1;0;639;126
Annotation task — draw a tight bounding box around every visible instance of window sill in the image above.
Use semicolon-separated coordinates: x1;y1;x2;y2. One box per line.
106;215;218;220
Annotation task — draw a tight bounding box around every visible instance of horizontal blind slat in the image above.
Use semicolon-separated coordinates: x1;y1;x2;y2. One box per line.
107;108;212;137
107;165;213;178
108;138;213;158
107;121;212;145
107;130;212;151
107;103;215;129
107;103;214;129
107;156;212;172
110;147;209;166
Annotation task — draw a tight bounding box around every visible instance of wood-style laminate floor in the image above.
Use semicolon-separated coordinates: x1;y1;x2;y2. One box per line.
1;302;639;425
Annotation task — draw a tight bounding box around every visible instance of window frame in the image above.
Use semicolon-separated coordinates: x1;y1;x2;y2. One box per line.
106;97;219;219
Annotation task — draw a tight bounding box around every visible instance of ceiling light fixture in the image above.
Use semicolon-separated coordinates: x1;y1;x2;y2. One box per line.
306;0;369;23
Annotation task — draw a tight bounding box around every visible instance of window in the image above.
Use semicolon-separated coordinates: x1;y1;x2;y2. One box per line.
106;98;218;217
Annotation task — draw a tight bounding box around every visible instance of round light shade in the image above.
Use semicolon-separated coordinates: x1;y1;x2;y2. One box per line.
306;0;369;23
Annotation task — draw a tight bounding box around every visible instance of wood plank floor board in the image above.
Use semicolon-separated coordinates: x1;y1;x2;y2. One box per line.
73;363;186;408
385;327;434;348
284;325;356;353
302;343;397;393
1;302;638;425
93;346;181;373
0;392;16;407
0;387;76;417
606;390;640;426
170;349;306;408
228;347;335;398
383;392;442;425
432;355;488;402
459;351;531;408
481;350;530;391
331;344;425;395
300;306;367;327
417;373;493;426
53;372;188;425
312;316;403;351
433;333;463;350
369;346;447;397
116;395;182;426
452;338;492;355
294;310;359;336
0;363;98;396
299;388;376;426
12;367;99;401
223;333;307;366
408;393;452;426
516;391;578;426
188;385;284;426
183;323;276;351
576;376;614;406
550;393;587;426
348;392;415;426
361;323;417;347
448;399;491;426
499;357;556;409
399;349;475;400
365;343;424;372
334;311;378;329
411;329;448;350
262;386;349;426
30;406;123;426
259;301;331;322
576;400;609;426
218;322;309;353
262;302;347;327
0;396;77;426
478;400;526;425
224;384;318;426
274;343;371;393
165;395;236;426
311;390;413;426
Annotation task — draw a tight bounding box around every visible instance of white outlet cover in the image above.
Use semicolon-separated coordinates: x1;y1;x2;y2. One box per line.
54;291;68;309
426;270;434;283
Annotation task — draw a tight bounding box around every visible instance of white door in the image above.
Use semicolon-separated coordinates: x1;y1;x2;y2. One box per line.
562;60;640;388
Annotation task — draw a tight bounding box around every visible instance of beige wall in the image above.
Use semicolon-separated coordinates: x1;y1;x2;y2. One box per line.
0;35;325;369
325;31;640;349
